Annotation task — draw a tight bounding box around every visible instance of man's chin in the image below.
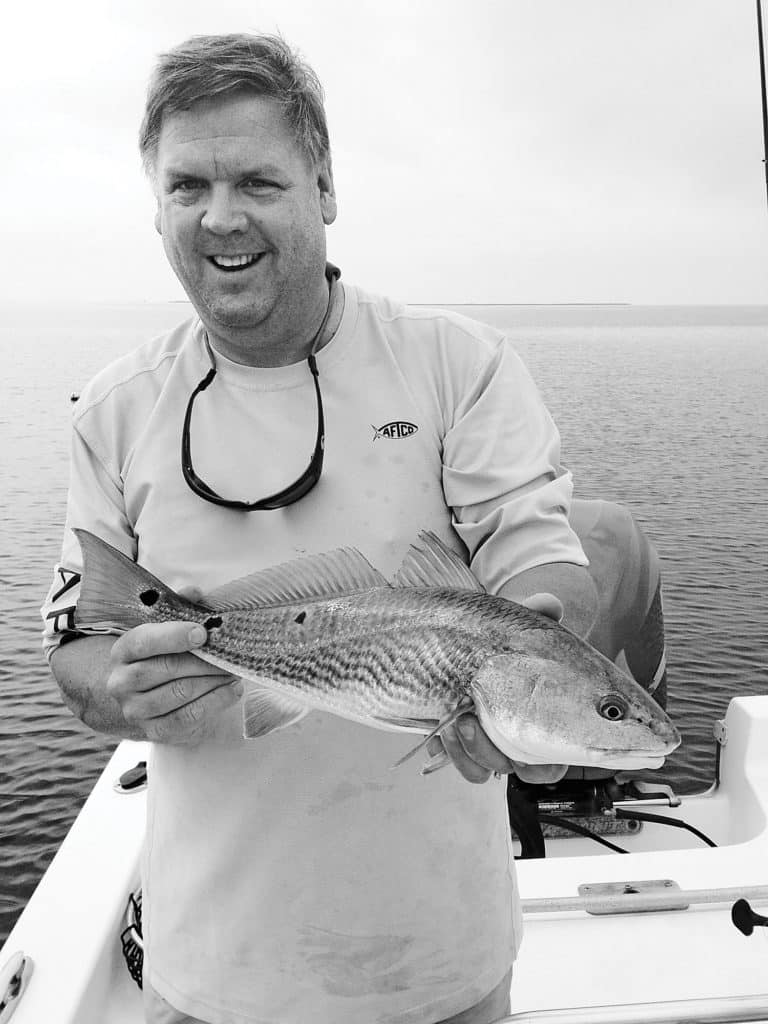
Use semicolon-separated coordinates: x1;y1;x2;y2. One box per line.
198;299;271;333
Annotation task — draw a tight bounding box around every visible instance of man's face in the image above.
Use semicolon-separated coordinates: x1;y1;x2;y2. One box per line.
153;92;336;352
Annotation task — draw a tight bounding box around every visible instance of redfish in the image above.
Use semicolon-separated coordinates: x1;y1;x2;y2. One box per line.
72;530;680;771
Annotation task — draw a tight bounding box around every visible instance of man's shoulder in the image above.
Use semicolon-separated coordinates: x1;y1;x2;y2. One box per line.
352;283;507;355
73;317;199;421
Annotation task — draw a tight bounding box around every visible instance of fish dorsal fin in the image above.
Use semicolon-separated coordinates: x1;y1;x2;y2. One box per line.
204;546;389;611
393;531;485;592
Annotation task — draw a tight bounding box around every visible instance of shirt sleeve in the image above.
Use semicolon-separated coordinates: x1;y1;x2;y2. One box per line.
41;421;137;661
442;338;587;593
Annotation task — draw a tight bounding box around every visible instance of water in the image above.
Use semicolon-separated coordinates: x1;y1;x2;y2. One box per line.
1;301;767;947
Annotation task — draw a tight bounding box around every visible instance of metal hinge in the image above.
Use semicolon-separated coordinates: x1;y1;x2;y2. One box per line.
713;719;727;746
0;953;33;1023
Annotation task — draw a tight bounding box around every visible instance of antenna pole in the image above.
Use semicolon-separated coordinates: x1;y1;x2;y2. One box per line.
757;0;768;206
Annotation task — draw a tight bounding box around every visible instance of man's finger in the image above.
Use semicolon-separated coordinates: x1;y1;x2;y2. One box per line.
450;715;515;774
440;717;493;784
126;673;243;720
145;680;244;743
441;730;490;783
112;621;208;665
512;762;568;784
110;650;232;696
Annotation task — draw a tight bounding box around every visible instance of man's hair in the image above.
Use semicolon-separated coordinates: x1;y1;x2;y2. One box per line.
139;33;331;177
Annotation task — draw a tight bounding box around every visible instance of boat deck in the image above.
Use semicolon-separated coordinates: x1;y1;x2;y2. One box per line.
3;697;768;1023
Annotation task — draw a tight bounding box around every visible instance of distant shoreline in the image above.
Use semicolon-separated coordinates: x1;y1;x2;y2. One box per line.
415;302;633;307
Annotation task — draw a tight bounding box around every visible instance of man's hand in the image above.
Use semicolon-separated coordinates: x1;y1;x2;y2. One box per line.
108;620;243;744
430;590;569;785
429;716;567;785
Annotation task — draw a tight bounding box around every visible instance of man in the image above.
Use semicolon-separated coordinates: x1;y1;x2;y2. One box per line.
42;34;598;1024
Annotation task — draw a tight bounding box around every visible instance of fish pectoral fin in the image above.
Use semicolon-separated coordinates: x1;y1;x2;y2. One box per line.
373;714;440;731
420;750;452;775
393;531;485;592
242;684;309;739
389;698;475;770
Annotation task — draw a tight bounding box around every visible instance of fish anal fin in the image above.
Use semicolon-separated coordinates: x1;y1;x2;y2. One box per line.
205;548;389;611
393;531;485;592
242;684;309;739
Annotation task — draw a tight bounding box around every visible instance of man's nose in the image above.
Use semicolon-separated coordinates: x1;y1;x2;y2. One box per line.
200;185;249;234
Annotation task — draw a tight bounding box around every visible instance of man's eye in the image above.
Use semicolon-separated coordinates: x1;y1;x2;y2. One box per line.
243;178;280;191
169;180;203;193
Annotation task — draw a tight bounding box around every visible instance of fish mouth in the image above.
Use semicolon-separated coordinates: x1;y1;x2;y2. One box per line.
591;740;677;755
495;740;672;771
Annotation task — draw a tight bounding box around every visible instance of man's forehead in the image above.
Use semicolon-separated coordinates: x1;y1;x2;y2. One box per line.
156;93;301;163
160;153;288;177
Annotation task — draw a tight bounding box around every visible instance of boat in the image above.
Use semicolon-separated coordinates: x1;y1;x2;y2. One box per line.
1;694;768;1024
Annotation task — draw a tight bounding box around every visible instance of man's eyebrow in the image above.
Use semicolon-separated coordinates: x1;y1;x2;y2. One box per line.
161;167;205;182
240;163;284;177
161;163;285;180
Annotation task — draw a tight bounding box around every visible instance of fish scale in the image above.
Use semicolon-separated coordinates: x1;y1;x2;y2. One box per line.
204;610;478;718
71;528;681;769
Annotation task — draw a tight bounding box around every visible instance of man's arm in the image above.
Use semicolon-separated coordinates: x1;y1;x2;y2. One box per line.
52;636;142;739
50;623;243;744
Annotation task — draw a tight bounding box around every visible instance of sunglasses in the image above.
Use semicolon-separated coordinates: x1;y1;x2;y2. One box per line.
181;266;339;511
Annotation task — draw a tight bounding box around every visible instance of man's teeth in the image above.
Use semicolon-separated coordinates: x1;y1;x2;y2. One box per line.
211;254;259;268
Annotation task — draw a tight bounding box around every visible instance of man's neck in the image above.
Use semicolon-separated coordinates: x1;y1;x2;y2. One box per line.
205;276;344;368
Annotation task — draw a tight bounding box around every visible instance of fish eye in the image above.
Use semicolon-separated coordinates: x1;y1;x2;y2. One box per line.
598;694;627;722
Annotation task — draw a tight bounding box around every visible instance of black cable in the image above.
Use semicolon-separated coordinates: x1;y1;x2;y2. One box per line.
508;785;546;859
538;814;629;854
615;807;717;848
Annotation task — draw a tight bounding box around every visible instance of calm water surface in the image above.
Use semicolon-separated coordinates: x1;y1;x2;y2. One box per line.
1;302;767;945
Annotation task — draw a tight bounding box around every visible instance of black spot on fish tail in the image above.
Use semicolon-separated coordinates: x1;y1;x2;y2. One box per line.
203;615;223;630
140;589;159;607
294;611;307;625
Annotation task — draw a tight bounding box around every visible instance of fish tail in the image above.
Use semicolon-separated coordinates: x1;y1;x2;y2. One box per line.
73;529;183;630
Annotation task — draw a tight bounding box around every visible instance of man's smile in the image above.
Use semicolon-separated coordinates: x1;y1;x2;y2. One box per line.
207;253;264;272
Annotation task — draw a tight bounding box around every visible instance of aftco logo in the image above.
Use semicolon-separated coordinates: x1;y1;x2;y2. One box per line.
371;421;419;441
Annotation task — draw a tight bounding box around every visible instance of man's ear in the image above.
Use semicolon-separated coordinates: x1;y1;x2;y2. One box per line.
318;159;337;226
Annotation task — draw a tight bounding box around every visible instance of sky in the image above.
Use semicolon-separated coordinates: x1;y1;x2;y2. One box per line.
4;0;768;305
